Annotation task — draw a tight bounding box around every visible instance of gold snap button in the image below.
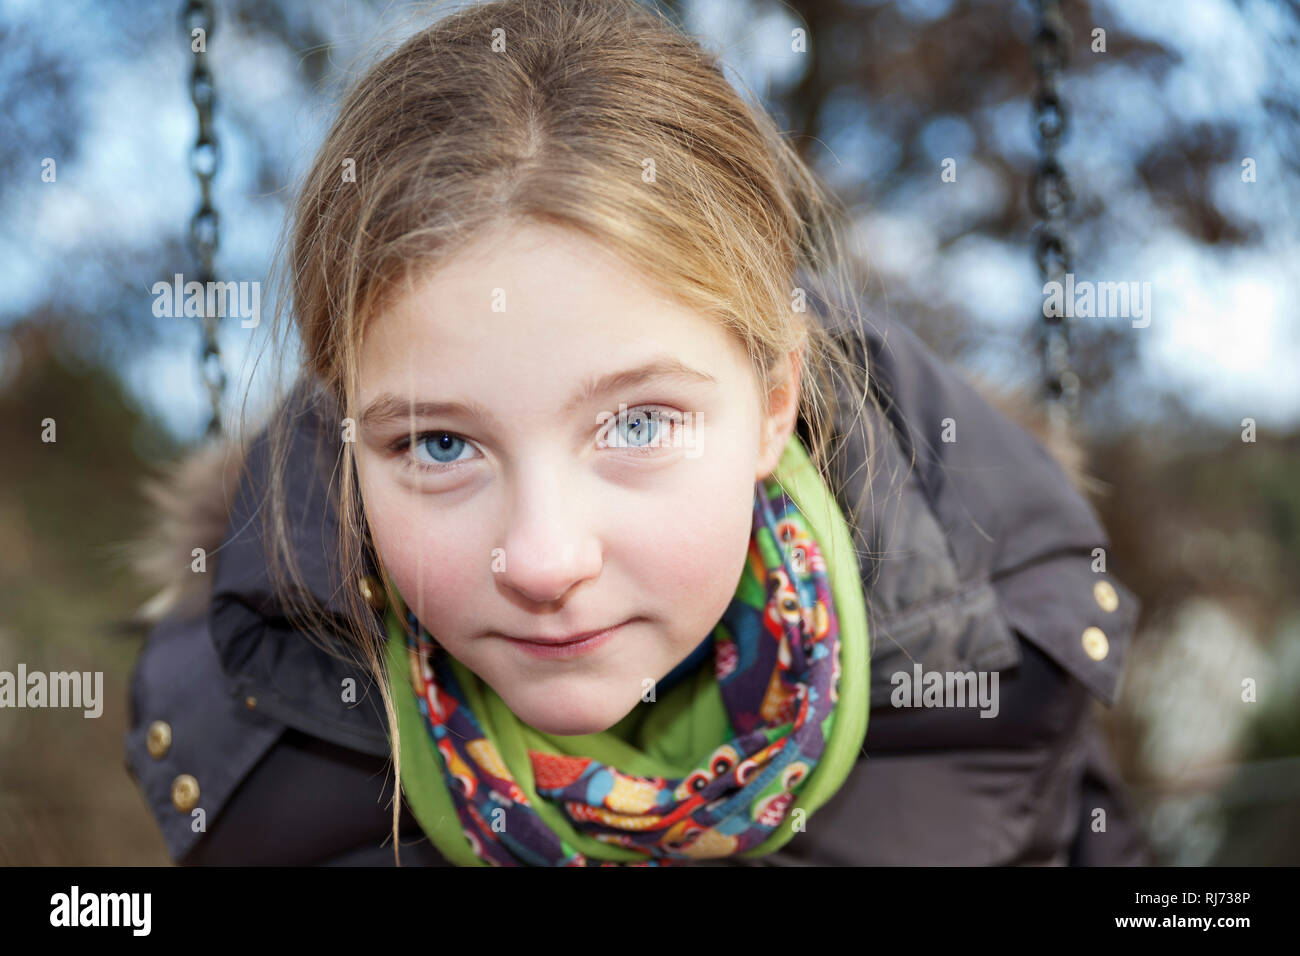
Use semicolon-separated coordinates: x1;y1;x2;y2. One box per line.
408;645;425;696
244;696;257;710
1081;626;1110;661
171;774;200;813
1093;580;1119;613
146;720;172;759
359;573;387;612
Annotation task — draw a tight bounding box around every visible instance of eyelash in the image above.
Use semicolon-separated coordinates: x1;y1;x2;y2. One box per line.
391;405;684;475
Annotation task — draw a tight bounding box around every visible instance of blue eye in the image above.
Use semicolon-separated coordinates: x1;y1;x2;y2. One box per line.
599;406;682;452
620;410;659;446
415;432;469;464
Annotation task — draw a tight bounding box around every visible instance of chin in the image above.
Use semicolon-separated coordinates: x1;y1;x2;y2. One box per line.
503;687;637;737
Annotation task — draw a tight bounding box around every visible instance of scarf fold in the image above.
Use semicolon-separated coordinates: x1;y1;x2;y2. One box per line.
383;433;868;865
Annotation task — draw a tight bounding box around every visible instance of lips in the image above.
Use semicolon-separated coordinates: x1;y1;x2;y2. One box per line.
499;623;625;646
493;620;633;660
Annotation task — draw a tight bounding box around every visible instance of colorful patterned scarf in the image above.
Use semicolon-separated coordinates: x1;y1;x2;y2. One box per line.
383;435;868;866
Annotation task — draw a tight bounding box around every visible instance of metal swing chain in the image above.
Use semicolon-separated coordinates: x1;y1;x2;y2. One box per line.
182;0;226;438
1029;0;1078;440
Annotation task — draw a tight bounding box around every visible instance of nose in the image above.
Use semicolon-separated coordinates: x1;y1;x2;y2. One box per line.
495;463;602;606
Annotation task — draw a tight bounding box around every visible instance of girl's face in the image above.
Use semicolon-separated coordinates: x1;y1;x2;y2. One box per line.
355;221;797;736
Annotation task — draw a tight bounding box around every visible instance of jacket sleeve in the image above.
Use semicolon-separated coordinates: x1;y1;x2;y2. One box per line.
1068;713;1151;865
124;604;450;866
765;632;1114;865
124;608;286;863
178;727;453;867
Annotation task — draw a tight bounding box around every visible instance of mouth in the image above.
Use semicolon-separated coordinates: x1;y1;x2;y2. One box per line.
497;620;632;659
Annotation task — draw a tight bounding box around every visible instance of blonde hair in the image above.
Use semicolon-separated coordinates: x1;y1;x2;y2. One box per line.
251;0;878;865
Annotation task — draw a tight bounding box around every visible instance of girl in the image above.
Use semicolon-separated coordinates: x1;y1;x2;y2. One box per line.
125;0;1146;866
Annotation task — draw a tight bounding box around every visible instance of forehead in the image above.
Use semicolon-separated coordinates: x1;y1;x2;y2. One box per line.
357;222;752;398
379;221;669;323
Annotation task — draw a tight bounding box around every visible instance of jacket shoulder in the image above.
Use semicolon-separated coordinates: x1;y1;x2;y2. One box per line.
822;310;1141;707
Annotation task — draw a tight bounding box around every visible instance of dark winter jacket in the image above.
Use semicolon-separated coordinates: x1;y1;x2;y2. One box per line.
124;307;1148;866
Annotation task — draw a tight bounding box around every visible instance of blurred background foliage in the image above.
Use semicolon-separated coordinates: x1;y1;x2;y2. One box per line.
0;0;1297;864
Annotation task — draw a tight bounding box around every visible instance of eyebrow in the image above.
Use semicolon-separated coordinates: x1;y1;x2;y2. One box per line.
359;356;719;432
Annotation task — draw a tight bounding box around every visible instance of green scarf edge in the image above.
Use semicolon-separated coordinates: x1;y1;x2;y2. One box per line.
383;432;870;865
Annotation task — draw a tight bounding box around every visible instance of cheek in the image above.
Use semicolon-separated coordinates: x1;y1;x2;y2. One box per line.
380;523;481;624
618;458;757;618
358;467;482;621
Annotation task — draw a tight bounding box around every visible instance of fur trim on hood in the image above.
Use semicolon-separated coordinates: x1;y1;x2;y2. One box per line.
125;434;250;629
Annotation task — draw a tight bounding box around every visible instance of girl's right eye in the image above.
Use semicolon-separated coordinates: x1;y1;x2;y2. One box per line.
394;431;478;473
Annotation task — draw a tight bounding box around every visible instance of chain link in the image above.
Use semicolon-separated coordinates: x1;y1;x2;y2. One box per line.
183;0;226;438
1030;0;1078;438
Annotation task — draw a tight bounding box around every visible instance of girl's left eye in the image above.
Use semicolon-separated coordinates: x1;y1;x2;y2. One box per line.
596;405;683;452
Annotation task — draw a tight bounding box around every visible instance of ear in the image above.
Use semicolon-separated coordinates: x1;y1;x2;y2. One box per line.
755;347;803;481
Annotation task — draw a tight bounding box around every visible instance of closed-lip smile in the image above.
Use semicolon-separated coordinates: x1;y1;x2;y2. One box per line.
496;620;632;659
505;626;621;645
